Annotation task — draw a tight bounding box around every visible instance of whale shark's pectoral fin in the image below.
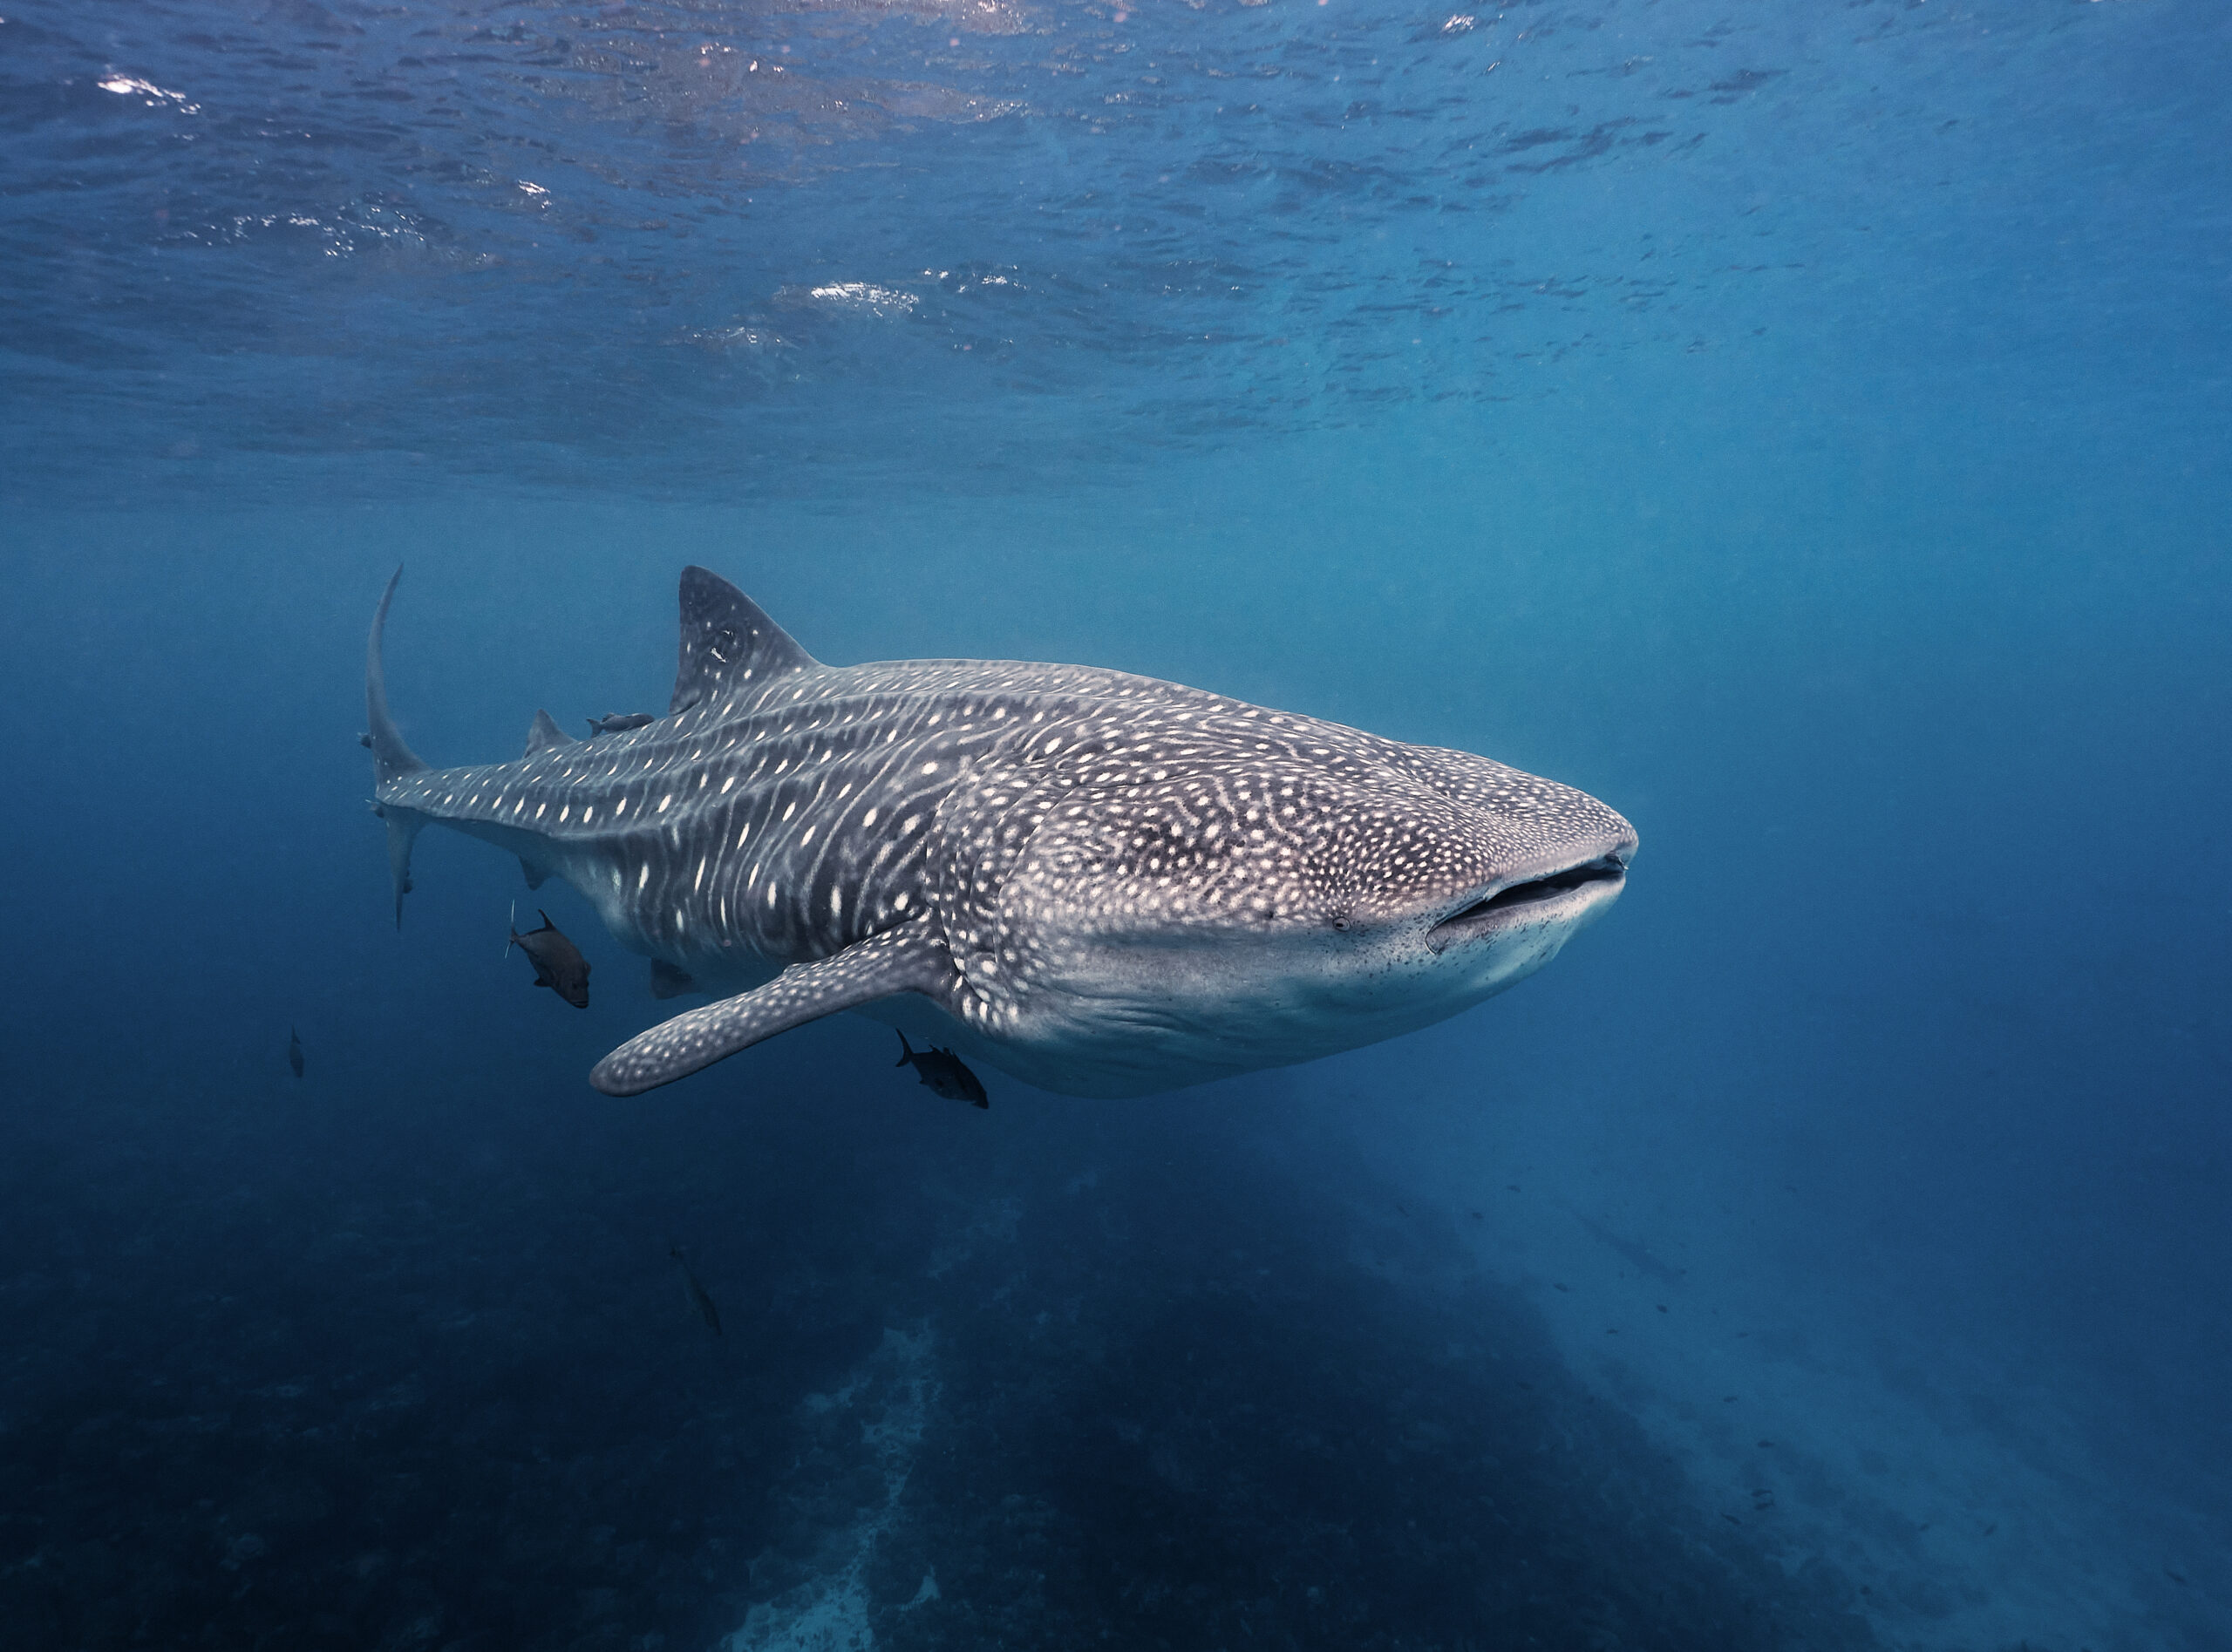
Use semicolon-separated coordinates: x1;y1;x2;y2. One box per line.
590;923;956;1097
524;708;577;758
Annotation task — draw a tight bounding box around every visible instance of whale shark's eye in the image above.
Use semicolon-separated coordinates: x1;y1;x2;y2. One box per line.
709;625;738;665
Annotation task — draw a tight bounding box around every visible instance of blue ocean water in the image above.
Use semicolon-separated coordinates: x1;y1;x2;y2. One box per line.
3;0;2228;1647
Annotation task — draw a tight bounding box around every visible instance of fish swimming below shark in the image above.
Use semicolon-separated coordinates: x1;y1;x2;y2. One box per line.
365;566;1636;1098
507;906;592;1009
670;1243;721;1336
896;1030;989;1108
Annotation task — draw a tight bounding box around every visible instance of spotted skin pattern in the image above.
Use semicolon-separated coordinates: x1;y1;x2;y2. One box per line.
367;567;1637;1098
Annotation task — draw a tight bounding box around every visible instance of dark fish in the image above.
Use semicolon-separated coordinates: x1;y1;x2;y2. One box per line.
895;1032;987;1106
288;1025;304;1079
586;711;655;736
670;1243;721;1336
649;957;696;1000
508;908;591;1008
1569;1207;1687;1287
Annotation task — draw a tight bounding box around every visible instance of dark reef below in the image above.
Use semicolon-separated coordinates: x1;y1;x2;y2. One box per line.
0;1062;1877;1651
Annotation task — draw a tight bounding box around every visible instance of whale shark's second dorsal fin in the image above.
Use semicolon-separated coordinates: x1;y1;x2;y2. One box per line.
525;708;576;758
669;566;819;715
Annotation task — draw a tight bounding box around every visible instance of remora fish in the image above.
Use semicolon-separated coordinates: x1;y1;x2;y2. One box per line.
588;712;656;736
507;907;591;1008
896;1030;989;1108
288;1025;304;1079
364;566;1636;1097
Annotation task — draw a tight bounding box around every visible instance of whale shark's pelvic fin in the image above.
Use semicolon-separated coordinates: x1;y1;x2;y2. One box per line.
589;921;953;1096
668;566;820;716
524;708;576;758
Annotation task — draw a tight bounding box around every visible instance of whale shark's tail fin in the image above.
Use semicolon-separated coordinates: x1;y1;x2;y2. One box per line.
367;567;432;927
366;567;429;785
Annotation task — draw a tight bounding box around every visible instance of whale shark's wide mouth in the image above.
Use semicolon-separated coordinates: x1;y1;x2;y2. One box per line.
1424;853;1630;953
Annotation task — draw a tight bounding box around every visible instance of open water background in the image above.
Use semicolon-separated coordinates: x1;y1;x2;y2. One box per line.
3;1;2228;1648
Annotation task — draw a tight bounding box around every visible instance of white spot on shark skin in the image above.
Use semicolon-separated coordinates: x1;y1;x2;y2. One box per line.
638;865;650;890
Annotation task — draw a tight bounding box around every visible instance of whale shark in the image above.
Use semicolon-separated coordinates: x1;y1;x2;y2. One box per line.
366;567;1636;1098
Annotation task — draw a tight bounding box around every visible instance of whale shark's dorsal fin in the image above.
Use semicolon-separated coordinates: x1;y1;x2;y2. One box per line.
589;921;952;1096
525;708;576;758
669;566;819;715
